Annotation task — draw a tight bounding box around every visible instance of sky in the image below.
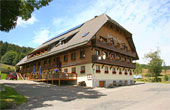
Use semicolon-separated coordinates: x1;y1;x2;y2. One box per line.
0;0;170;65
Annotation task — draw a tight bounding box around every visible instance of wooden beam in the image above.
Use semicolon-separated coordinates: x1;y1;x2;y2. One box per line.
110;65;113;70
92;63;95;68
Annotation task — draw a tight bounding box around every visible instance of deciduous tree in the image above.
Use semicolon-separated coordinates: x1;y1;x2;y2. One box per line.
145;49;163;82
0;0;52;32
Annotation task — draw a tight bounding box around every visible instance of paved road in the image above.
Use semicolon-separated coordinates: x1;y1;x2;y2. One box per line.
1;80;170;110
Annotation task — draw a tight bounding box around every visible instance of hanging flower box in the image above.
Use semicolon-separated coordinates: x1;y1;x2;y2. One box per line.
112;71;116;74
96;70;101;73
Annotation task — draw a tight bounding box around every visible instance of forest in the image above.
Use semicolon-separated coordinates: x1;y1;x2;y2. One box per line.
0;41;34;66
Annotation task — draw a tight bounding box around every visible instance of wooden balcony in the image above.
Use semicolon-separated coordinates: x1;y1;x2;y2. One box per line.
92;55;136;69
24;72;77;81
91;39;136;58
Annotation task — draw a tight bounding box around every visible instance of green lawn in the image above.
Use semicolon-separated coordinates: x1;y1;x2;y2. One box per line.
1;63;16;73
1;73;7;79
0;85;27;110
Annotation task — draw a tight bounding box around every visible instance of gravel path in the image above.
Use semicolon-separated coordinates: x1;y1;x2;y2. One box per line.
1;80;170;110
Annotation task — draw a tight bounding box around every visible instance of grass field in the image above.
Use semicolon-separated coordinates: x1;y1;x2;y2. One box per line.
0;64;16;73
1;73;7;79
0;84;27;110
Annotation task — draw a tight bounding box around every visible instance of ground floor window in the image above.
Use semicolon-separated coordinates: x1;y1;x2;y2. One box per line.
64;68;68;73
119;68;122;75
96;65;100;73
112;68;116;74
80;66;85;74
71;67;76;73
104;66;109;74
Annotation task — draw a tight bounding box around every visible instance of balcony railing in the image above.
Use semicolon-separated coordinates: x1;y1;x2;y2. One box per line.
91;39;136;58
24;72;77;81
92;55;136;69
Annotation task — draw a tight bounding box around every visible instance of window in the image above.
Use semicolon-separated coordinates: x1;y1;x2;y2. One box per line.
71;52;76;60
110;38;114;45
44;60;47;65
112;68;116;74
72;67;76;73
80;66;85;74
80;49;85;59
130;70;132;75
38;62;40;66
111;54;115;60
82;32;89;37
48;58;51;65
104;67;109;74
64;54;68;62
119;68;122;75
96;65;100;73
64;68;68;73
125;69;128;75
99;36;107;42
95;50;100;56
117;55;121;60
53;57;56;62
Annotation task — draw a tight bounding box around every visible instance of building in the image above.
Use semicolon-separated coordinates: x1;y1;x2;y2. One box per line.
17;14;139;87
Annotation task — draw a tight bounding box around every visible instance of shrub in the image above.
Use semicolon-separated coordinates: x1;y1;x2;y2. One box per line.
164;75;169;81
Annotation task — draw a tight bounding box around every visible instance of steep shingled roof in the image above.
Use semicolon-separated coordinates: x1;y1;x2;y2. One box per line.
17;14;138;66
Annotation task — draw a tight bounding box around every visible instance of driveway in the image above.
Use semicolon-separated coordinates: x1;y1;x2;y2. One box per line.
1;80;170;110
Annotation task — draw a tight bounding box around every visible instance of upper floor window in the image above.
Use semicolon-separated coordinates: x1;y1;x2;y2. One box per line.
71;52;76;60
48;58;51;65
110;38;115;45
99;36;107;42
96;65;100;73
111;54;115;60
95;49;100;56
104;66;109;74
44;60;47;65
117;55;121;60
38;62;40;66
64;54;68;62
72;67;76;73
80;49;85;59
53;57;56;62
80;66;85;74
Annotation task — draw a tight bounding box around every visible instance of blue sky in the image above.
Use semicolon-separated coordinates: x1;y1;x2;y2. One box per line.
0;0;170;65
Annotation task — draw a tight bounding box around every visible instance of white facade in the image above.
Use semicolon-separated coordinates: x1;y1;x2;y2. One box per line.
62;63;135;87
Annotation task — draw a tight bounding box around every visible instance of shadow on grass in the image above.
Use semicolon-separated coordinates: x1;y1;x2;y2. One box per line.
3;81;106;110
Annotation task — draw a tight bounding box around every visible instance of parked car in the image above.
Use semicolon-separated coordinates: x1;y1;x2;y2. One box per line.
6;72;17;80
133;74;142;79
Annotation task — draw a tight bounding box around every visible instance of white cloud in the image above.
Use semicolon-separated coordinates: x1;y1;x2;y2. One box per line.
32;29;51;45
17;15;38;27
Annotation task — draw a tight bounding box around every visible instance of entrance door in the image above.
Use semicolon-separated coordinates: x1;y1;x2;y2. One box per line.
99;81;105;87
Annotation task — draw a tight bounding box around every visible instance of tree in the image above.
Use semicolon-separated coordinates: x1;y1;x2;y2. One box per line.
0;0;52;32
1;50;18;66
145;49;163;82
134;63;143;74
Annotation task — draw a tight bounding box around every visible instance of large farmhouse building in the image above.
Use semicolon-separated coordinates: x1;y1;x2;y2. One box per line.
17;14;139;87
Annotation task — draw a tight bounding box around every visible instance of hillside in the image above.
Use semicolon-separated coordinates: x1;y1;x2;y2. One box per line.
0;63;16;73
0;41;34;66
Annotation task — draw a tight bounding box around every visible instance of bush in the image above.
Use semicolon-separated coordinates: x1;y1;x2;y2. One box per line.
164;75;169;81
145;73;152;77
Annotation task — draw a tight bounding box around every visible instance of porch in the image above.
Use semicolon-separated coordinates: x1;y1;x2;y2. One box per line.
22;72;77;86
